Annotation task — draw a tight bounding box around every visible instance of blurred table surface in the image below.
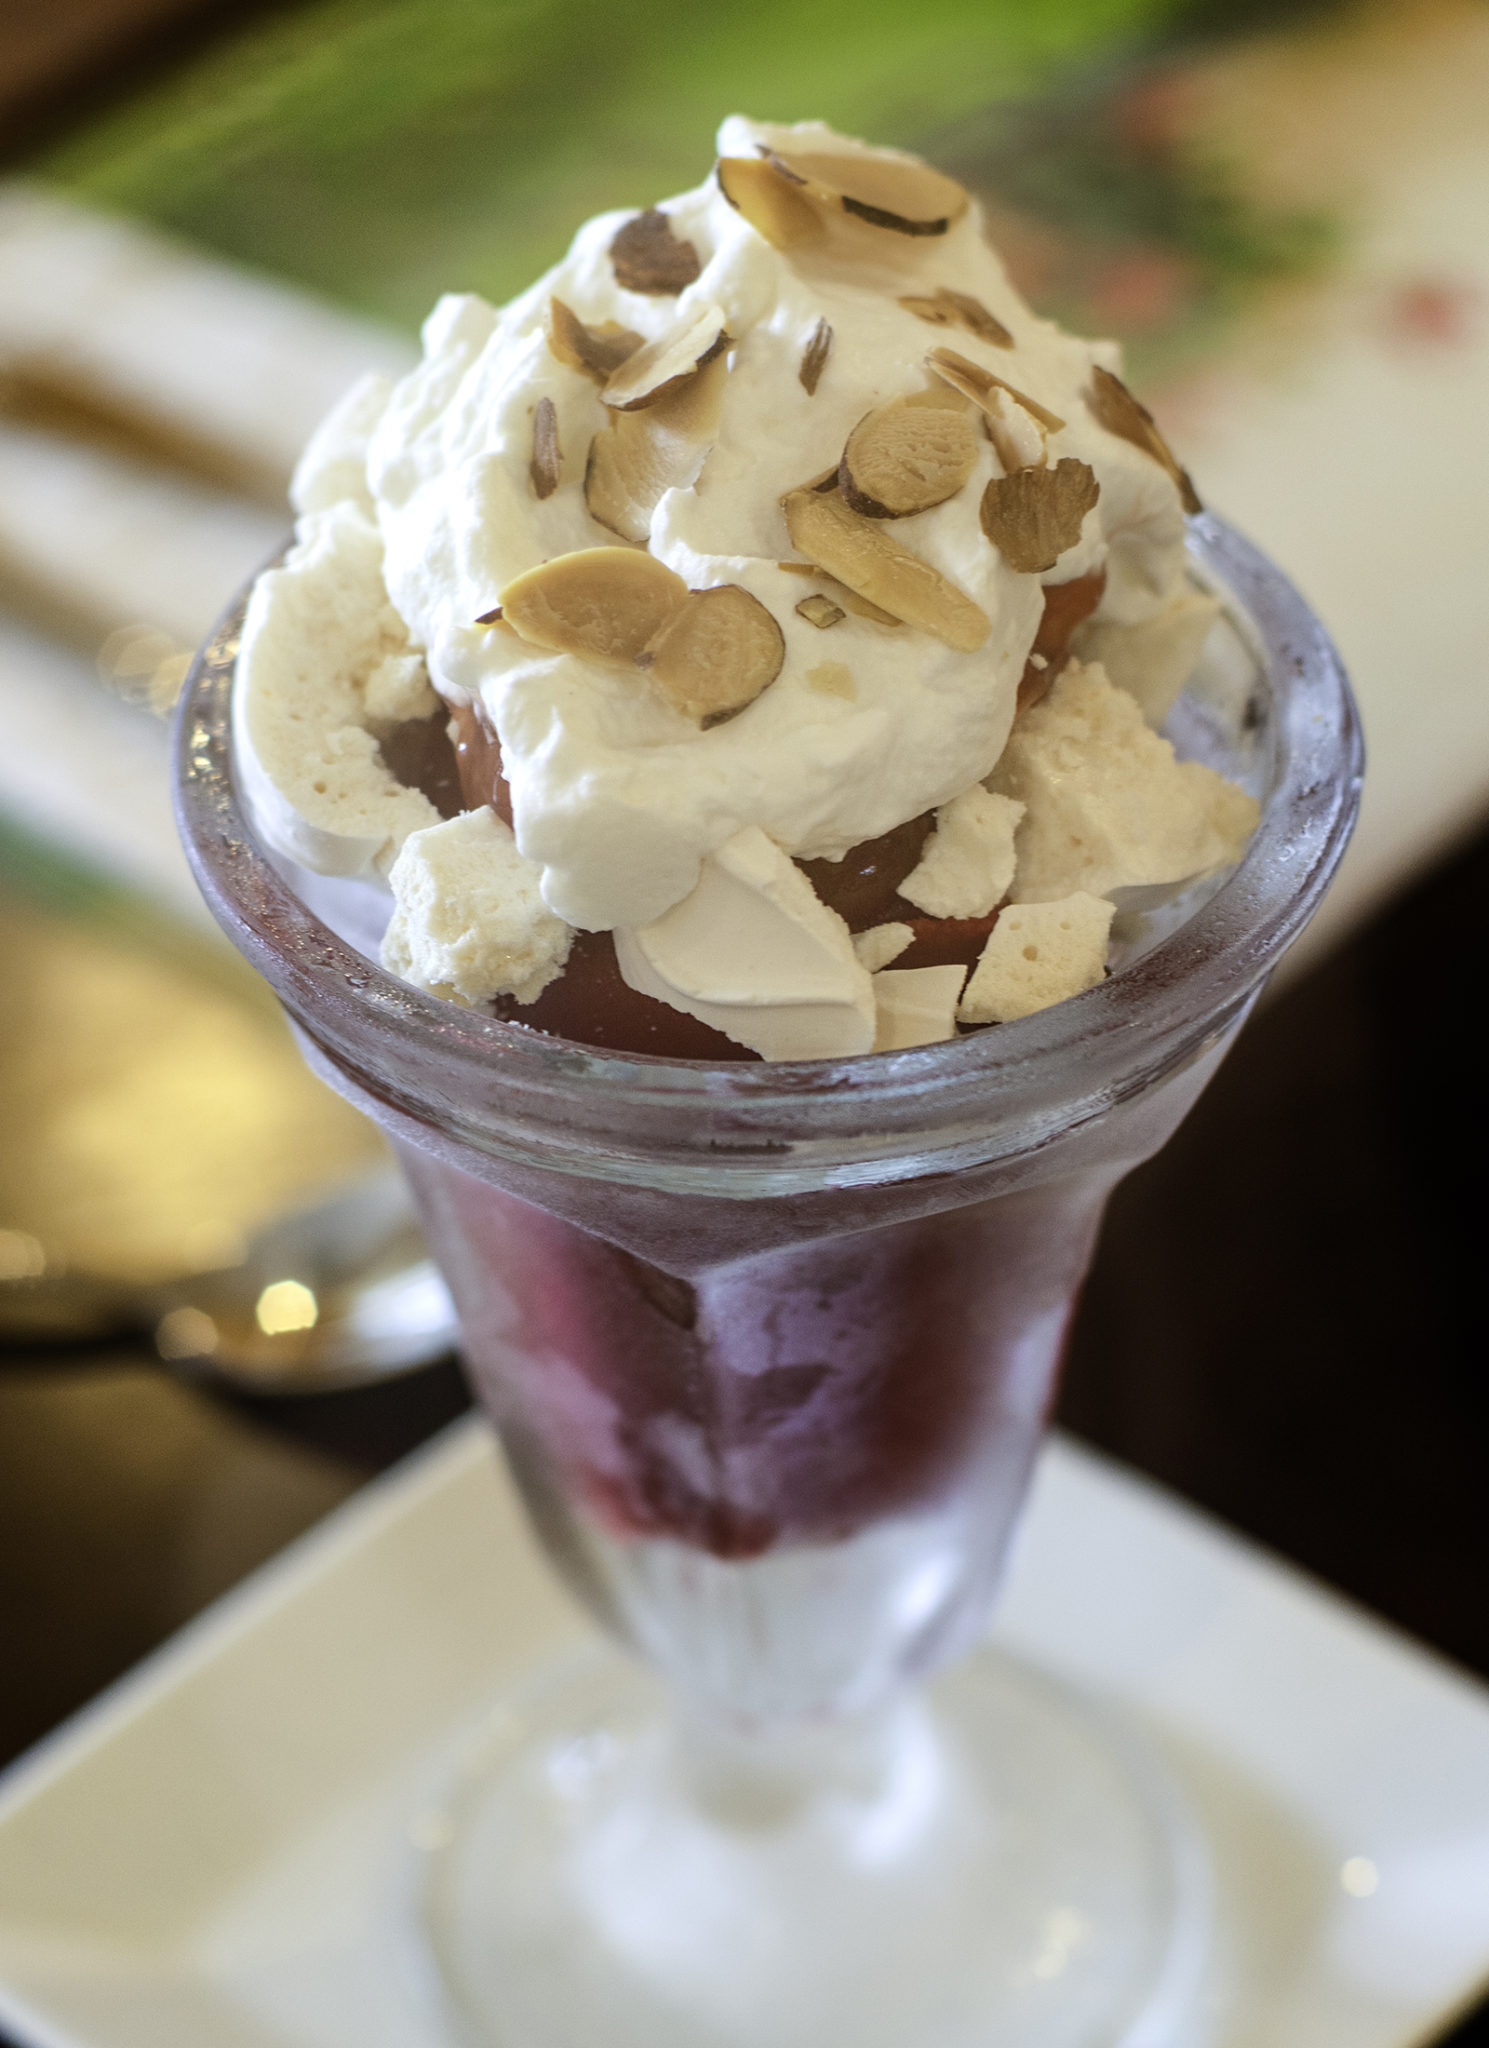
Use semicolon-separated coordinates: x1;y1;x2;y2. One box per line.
2;3;1488;2045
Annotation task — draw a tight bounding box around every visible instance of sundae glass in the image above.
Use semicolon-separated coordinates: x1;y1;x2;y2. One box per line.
175;120;1360;2048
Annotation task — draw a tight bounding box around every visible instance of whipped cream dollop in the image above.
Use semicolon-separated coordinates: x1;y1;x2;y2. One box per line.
236;116;1256;1059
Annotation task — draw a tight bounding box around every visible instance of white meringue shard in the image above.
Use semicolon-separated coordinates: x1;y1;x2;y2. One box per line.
899;786;1024;920
959;894;1114;1024
232;501;440;878
853;921;914;972
1070;586;1220;726
613;826;875;1060
872;964;968;1051
991;661;1258;903
382;807;571;1005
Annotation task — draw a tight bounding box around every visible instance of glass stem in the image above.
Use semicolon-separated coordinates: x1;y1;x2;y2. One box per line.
669;1686;938;1840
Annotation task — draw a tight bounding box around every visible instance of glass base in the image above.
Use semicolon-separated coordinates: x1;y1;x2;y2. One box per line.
417;1644;1209;2048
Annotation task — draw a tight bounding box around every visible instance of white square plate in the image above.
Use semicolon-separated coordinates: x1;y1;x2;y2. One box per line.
1;1421;1487;2048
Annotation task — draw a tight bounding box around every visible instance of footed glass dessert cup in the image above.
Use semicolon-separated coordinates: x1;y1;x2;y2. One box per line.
177;516;1360;2048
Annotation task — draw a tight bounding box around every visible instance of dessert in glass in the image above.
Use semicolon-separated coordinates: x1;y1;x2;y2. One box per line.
175;119;1361;2048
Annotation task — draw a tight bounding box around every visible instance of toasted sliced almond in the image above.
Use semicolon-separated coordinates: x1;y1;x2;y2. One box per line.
777;561;901;625
980;459;1100;574
905;379;972;410
501;548;688;665
766;147;968;237
1085;365;1202;514
898;287;1012;347
546;298;643;382
716;155;824;249
602;306;730;411
473;606;526;644
529;397;561;500
638;585;785;722
983;385;1046;473
799;318;833;395
783;490;988;651
839;395;979;519
926;346;1065;434
585;426;652;544
609;209;702;294
796;593;845;629
585;352;727;544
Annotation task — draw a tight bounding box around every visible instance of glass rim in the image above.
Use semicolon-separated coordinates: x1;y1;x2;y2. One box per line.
174;513;1361;1190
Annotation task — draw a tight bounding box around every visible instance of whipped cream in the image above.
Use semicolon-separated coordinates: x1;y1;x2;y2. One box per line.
350;118;1185;923
236;115;1255;1059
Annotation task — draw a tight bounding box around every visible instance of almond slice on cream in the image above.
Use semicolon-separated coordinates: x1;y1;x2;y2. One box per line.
1085;365;1202;515
777;561;902;626
799;318;833;394
926;346;1065;435
500;547;688;664
546;298;642;382
637;585;785;723
715;155;825;250
795;592;845;629
529;397;561;500
782;488;989;651
980;459;1100;575
765;147;968;237
838;395;980;518
585;353;727;543
897;287;1012;347
601;306;730;412
609;209;701;294
983;385;1047;473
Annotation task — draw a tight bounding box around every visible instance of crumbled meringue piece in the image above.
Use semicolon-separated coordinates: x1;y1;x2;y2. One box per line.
990;660;1258;902
364;650;439;724
872;965;968;1050
1070;587;1220;725
613;826;874;1059
853;921;914;972
381;807;572;1005
232;502;440;878
899;786;1024;919
958;894;1114;1024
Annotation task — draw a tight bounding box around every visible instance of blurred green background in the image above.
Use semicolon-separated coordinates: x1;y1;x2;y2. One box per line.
37;0;1337;359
